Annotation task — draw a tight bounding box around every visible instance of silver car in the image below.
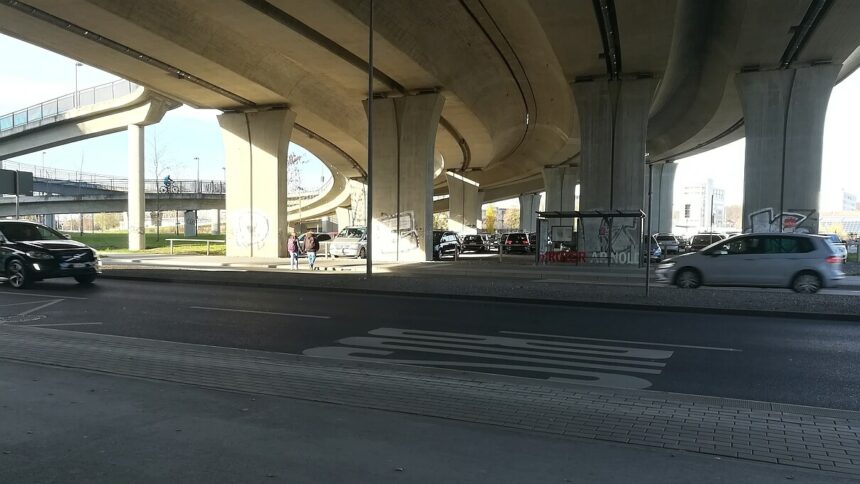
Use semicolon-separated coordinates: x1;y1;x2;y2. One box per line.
655;234;845;293
329;226;367;259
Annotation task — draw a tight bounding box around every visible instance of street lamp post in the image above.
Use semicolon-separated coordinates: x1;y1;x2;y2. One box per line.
74;62;83;108
194;156;200;193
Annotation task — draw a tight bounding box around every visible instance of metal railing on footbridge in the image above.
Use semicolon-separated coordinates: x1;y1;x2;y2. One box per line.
0;80;141;133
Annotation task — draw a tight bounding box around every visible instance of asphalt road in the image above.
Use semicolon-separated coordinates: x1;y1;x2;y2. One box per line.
0;278;858;411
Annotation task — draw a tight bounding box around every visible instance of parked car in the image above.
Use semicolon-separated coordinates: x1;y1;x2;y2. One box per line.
655;233;844;293
654;234;680;255
644;235;663;262
487;234;501;251
502;232;531;253
461;234;489;253
297;232;334;255
676;235;691;253
820;233;848;261
0;220;100;289
329;226;367;259
689;233;726;252
432;230;460;260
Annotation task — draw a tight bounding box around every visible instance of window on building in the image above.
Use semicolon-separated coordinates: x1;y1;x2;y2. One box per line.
684;204;691;218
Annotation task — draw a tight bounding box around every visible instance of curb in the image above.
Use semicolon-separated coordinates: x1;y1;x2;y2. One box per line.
99;270;860;322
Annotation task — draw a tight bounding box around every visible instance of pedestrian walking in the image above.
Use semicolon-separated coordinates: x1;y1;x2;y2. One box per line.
304;230;319;270
287;232;299;270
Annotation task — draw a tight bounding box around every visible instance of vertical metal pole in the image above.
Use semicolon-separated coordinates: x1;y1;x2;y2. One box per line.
365;0;374;276
14;170;19;220
535;217;541;266
646;164;653;296
607;217;612;268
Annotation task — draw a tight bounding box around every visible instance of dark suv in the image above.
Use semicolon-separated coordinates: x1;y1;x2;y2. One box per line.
461;234;489;252
0;221;100;288
432;230;460;260
689;233;727;252
502;232;531;253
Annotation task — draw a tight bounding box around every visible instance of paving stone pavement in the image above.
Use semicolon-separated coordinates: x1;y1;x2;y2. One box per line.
1;324;859;477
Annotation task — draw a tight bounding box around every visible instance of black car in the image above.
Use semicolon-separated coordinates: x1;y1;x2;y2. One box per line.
461;234;489;253
0;221;100;288
432;230;460;260
689;233;726;252
502;232;531;253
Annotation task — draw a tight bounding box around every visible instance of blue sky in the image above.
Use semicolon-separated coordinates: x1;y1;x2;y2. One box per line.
1;34;857;209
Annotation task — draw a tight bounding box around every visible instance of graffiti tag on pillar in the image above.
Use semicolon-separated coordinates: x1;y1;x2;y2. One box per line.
232;211;270;249
748;208;815;234
377;211;420;255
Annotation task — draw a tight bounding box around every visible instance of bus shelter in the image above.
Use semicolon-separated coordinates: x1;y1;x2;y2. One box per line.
535;210;647;267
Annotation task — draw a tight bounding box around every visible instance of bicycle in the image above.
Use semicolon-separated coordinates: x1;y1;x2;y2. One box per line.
159;184;180;193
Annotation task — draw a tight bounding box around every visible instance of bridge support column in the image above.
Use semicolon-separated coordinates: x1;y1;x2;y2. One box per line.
218;109;295;257
127;125;145;251
519;193;542;232
212;209;221;235
736;65;840;233
649;162;676;234
446;172;481;235
367;93;444;262
542;166;578;230
574;78;655;263
335;207;351;231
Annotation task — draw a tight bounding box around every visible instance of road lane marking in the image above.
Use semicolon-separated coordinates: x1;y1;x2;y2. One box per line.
18;299;64;316
500;331;741;352
189;306;331;319
371;328;673;359
27;322;103;327
0;291;87;300
334;337;662;374
304;327;678;389
303;347;654;389
0;301;62;308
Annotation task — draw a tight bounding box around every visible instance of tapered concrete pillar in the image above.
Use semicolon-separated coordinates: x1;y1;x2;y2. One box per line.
335;206;351;230
574;78;655;263
649;162;676;234
347;179;367;227
446;172;481;235
367;93;444;262
127;124;145;251
542;166;578;229
218;109;295;257
212;209;221;235
737;65;840;233
519;193;542;232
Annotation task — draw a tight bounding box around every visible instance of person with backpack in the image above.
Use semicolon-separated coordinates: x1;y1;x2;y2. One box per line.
304;230;319;270
287;231;299;270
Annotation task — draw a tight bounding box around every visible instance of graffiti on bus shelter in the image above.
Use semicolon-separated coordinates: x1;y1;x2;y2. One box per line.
581;217;642;265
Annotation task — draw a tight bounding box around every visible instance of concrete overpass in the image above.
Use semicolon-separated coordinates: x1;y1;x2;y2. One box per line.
2;0;858;261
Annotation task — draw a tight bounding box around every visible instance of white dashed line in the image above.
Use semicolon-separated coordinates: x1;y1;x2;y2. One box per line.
189;306;331;319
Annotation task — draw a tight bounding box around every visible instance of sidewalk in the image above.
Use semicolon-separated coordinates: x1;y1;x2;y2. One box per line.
1;324;858;483
101;252;860;287
99;254;860;320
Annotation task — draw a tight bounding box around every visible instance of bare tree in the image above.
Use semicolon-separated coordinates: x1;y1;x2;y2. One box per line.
287;151;308;192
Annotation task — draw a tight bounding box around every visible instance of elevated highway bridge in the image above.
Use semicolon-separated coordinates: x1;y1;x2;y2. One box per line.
1;0;858;259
